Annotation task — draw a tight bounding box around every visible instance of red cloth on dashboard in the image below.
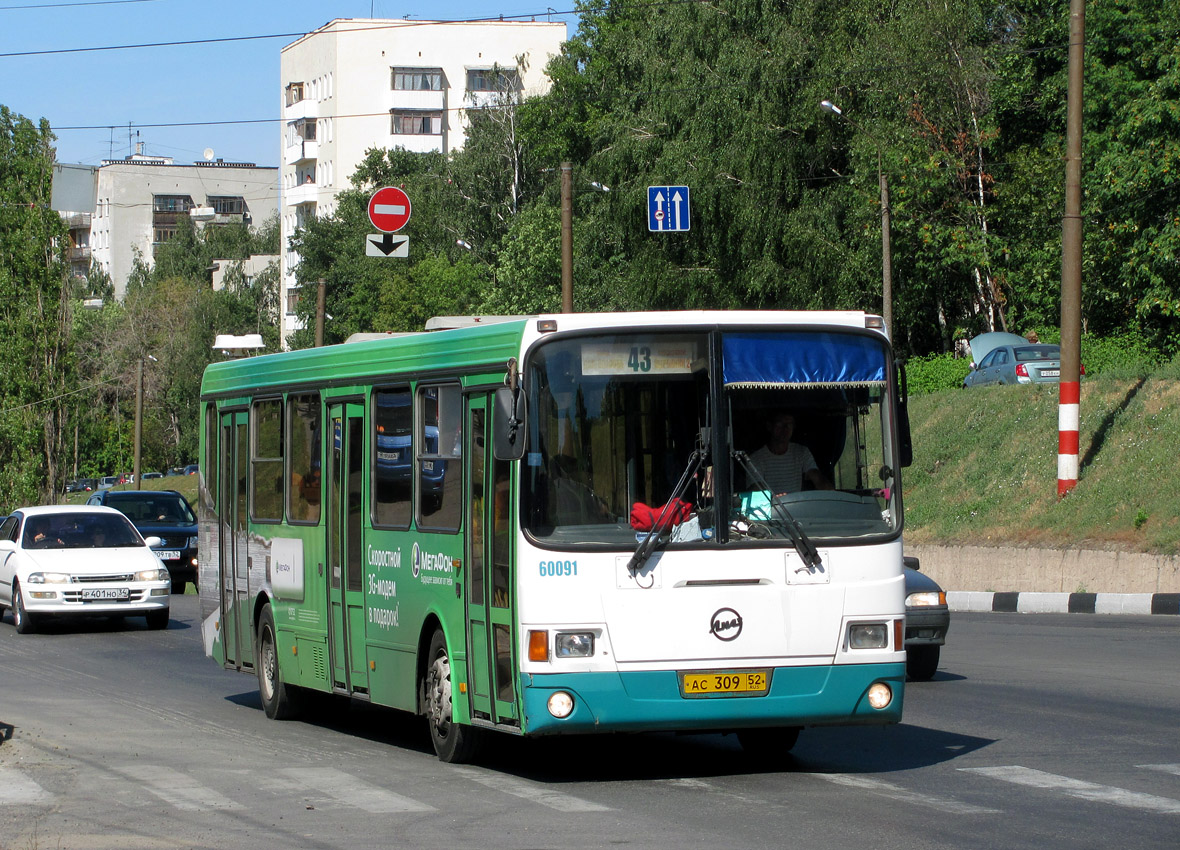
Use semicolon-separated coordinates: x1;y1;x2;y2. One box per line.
630;498;692;531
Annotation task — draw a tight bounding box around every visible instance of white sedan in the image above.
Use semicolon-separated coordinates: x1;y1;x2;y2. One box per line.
0;505;170;634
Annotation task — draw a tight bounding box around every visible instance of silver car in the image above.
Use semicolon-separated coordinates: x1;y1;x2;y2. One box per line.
963;331;1074;387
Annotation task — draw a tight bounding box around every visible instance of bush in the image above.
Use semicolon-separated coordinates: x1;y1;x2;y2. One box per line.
1080;333;1162;378
904;353;971;395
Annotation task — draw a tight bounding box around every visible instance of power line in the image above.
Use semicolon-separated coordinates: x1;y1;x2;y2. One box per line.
0;0;161;9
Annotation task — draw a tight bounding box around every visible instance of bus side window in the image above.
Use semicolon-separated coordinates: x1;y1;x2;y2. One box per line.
287;393;321;524
417;384;462;531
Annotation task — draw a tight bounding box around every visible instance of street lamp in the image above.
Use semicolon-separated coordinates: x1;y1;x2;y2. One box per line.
821;99;894;339
133;354;157;484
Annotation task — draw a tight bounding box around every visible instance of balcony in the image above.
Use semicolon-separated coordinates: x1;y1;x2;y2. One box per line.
285;182;319;207
285;139;319;166
284;96;318;122
68;246;91;262
390;89;446;111
66;213;91;230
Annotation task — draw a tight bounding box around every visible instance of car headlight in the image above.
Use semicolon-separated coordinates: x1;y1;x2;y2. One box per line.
848;623;888;649
554;632;595;658
186;536;198;549
27;571;71;584
136;567;170;582
906;591;946;607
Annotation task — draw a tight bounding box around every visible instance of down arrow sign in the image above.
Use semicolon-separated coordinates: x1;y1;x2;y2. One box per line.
367;233;410;257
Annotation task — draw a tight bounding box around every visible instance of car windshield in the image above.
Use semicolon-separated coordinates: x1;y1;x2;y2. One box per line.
522;328;900;548
104;493;196;524
22;513;143;549
1013;345;1059;362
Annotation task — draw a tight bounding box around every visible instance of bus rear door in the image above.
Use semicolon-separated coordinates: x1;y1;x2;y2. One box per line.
218;409;252;670
327;401;370;694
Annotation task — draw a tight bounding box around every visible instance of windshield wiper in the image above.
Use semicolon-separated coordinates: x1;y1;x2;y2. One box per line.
732;450;823;571
627;447;704;576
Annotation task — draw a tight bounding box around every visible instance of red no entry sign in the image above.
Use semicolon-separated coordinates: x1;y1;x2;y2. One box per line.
368;186;412;233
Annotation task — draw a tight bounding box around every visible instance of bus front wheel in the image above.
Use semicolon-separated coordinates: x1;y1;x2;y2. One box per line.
423;629;481;763
257;604;303;720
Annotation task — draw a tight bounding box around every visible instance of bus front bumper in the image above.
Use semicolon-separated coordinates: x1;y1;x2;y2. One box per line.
519;662;904;736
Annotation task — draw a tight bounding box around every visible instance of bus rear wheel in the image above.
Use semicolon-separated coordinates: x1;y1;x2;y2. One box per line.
423;629;480;763
257;604;303;720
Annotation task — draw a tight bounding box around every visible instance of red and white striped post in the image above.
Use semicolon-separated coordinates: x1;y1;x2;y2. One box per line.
1057;380;1080;497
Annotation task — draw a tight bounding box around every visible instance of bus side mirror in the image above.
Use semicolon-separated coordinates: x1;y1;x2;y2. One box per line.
493;386;527;461
897;363;913;468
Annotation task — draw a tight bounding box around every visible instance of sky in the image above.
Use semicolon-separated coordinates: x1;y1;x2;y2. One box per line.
0;0;575;168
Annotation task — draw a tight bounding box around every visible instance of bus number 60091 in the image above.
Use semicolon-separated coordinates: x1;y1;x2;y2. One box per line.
540;560;578;577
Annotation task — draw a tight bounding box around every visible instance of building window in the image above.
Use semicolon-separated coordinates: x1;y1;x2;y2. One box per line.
153;195;193;213
286;82;304;106
466;68;519;92
391;111;443;135
153;226;177;244
285;288;300;315
207;196;245;215
392;67;443;91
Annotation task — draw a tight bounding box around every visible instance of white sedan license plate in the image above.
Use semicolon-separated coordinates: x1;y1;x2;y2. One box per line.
1041;369;1060;377
154;550;181;560
82;588;129;601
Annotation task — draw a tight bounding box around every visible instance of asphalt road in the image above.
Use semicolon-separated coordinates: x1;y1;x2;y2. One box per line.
1;597;1177;850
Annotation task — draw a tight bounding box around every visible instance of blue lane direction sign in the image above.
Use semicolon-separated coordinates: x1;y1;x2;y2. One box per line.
648;186;690;232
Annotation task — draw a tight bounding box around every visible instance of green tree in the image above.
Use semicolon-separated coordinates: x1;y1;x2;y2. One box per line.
0;107;72;506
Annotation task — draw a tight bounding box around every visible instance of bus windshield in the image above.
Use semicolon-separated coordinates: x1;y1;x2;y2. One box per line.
523;329;900;548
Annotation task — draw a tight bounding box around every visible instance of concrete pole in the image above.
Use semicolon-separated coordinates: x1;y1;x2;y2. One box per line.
560;162;573;313
1058;0;1085;498
315;278;326;347
133;357;143;485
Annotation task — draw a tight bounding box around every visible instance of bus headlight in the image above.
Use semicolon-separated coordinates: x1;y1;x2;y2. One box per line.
554;632;594;658
547;691;575;718
849;623;888;649
867;683;893;709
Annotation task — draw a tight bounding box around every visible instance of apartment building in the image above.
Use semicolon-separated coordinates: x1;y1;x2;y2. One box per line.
278;17;567;345
82;153;279;300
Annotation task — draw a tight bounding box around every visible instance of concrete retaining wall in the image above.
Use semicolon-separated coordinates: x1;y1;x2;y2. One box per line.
907;544;1180;595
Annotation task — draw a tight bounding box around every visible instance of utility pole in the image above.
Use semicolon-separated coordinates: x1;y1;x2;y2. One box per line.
879;152;893;340
560;162;573;313
1058;0;1085;498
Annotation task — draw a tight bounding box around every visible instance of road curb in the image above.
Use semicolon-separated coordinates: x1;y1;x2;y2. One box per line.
948;591;1180;615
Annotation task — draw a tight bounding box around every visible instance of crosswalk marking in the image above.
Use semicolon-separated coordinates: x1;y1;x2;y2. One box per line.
452;766;611;812
961;766;1180;814
1138;764;1180;777
805;773;999;814
114;765;243;812
280;767;435;813
0;766;52;805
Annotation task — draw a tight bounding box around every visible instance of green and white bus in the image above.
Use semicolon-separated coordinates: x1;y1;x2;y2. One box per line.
198;311;912;762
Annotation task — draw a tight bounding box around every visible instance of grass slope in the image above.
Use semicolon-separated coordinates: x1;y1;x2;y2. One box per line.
903;357;1180;555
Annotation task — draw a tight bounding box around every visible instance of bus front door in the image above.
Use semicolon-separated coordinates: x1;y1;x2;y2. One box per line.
218;409;252;670
327;403;369;694
465;395;518;726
